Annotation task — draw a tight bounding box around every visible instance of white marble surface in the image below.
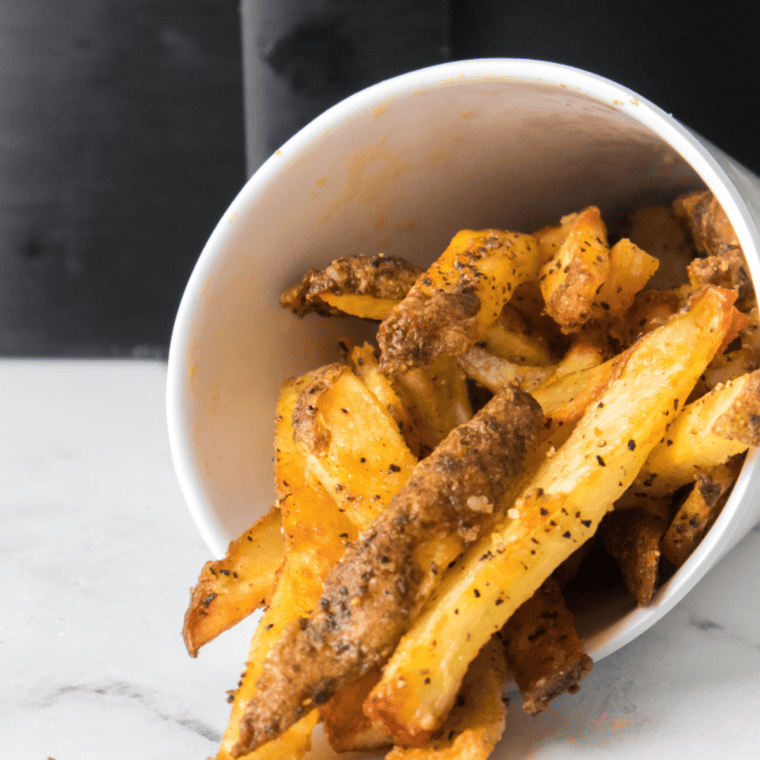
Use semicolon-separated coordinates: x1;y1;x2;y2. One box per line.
2;359;760;759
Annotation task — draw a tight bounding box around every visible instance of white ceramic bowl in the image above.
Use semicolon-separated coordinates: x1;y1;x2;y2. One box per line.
167;59;760;665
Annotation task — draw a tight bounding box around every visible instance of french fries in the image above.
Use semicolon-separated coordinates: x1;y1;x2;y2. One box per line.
183;506;284;657
280;253;422;319
234;386;543;754
501;576;592;714
184;191;758;760
378;229;542;374
365;285;737;745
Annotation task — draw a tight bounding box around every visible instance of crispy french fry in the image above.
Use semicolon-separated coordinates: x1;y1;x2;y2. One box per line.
365;285;736;745
457;345;553;394
674;191;741;259
538;207;609;333
292;363;418;532
385;638;508;760
321;668;393;753
659;462;740;567
392;356;473;456
346;342;423;458
378;229;542;374
674;191;753;304
599;507;668;606
479;304;556;366
501;576;592;714
183;507;284;658
633;368;760;496
233;386;543;755
592;238;659;317
533;211;579;262
280;253;421;318
703;345;760;389
622;206;695;288
217;376;357;760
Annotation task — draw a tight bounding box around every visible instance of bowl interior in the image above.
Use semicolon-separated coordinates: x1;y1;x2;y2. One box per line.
168;62;759;662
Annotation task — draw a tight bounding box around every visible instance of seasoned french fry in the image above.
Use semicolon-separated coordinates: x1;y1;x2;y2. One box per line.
378;229;542;374
385;638;508;760
365;285;736;745
674;191;753;304
479;304;556;366
280;253;421;319
218;568;321;760
321;668;393;753
392;356;473;456
183;507;284;658
292;363;418;532
660;462;740;567
591;238;659;317
346;342;423;458
218;374;356;760
233;386;543;755
674;191;741;259
634;368;760;496
457;345;553;394
622;206;694;288
533;211;579;262
599;507;668;606
609;288;683;348
538;206;609;333
501;576;592;714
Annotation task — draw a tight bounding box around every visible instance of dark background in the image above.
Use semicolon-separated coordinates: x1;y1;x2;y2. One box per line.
1;0;757;357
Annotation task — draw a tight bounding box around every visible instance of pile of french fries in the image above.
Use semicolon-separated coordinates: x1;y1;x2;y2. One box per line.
183;191;759;760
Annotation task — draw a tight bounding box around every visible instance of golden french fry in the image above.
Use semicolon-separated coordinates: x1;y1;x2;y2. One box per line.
321;668;393;753
217;375;356;760
659;461;741;567
378;229;542;374
385;638;508;759
183;507;284;658
592;238;659;317
365;285;736;745
217;566;322;760
599;507;668;606
345;342;424;458
392;355;473;456
634;368;760;497
292;363;418;532
538;206;609;333
501;576;592;714
457;345;553;394
279;253;421;318
233;386;542;755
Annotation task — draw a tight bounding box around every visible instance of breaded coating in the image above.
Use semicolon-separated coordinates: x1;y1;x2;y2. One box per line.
674;191;753;302
600;507;668;606
378;230;541;374
660;462;739;568
231;386;543;756
501;576;592;714
711;368;760;446
280;253;422;317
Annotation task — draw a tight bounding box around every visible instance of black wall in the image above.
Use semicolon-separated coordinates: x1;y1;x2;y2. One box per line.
1;1;756;357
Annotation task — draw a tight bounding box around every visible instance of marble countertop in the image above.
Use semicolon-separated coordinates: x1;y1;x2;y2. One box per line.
3;359;759;759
